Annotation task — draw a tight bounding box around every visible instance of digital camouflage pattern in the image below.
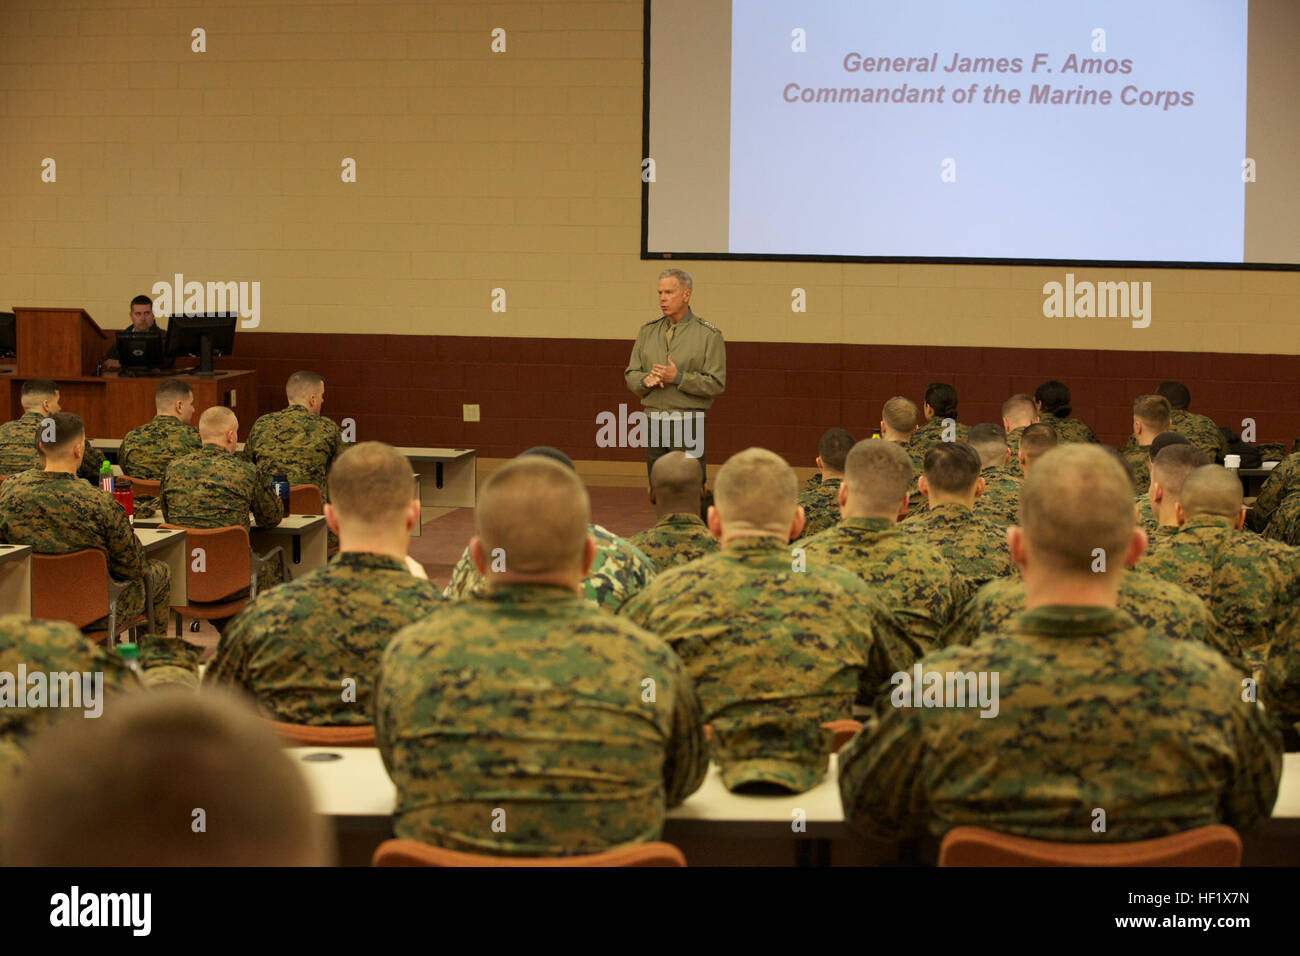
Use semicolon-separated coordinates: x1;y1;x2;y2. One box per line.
0;471;171;634
1170;409;1226;461
938;573;1246;666
1263;492;1300;547
119;415;202;480
801;516;967;655
119;414;203;518
1137;496;1160;539
1135;514;1300;654
0;411;106;484
442;523;656;612
1119;441;1152;496
1039;412;1098;445
1261;602;1300;736
0;615;142;795
0;468;44;502
161;443;284;593
1251;452;1300;531
206;552;441;725
376;583;708;856
794;477;841;539
839;605;1283;843
620;536;917;793
1005;425;1026;475
975;466;1022;528
909;417;969;468
243;404;346;499
628;513;717;570
898;502;1014;588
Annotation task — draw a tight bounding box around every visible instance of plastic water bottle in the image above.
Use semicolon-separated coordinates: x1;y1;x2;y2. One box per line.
273;474;290;514
117;642;143;677
99;459;114;493
112;477;135;526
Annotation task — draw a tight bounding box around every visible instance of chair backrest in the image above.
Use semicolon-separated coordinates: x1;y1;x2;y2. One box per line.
123;475;161;498
821;719;862;753
289;484;323;515
938;824;1242;867
31;550;111;630
267;720;375;747
160;524;251;603
372;839;687;867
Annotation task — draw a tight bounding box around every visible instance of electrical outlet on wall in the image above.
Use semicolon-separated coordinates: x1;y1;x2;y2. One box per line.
463;404;480;422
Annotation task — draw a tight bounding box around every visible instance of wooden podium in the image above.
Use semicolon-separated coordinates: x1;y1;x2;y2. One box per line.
4;307;258;440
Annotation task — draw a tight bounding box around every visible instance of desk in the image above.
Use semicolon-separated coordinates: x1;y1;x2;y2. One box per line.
291;748;1300;866
251;515;328;581
133;515;328;581
136;528;187;607
404;448;477;513
94;438;245;463
0;544;33;617
3;369;257;441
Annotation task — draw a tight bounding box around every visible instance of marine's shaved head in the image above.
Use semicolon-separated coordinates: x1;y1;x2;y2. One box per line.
1001;393;1037;428
198;405;238;442
329;442;416;526
651;450;704;498
286;370;324;403
843;439;913;515
1180;465;1244;520
1018;423;1059;468
1150;445;1208;502
1019;444;1135;575
882;397;919;434
3;689;329;866
967;423;1008;469
713;448;798;535
475;456;590;574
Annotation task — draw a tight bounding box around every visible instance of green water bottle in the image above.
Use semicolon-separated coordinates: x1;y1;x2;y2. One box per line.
117;642;143;677
99;459;114;493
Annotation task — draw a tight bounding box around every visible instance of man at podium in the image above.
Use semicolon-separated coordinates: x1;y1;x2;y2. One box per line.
102;294;165;370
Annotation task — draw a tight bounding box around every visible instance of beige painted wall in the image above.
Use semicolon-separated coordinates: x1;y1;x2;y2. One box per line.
1;0;1297;353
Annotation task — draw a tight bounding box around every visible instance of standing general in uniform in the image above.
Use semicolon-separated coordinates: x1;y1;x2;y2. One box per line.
624;269;725;482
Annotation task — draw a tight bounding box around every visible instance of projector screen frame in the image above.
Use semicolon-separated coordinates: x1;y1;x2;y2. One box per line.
639;0;1300;272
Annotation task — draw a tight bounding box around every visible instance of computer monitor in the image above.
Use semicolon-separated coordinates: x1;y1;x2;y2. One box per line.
166;313;237;375
0;313;15;359
115;330;167;376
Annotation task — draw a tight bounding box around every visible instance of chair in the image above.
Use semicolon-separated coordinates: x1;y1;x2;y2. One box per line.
372;839;687;867
31;550;146;648
289;484;323;515
121;475;161;499
937;824;1242;867
822;719;862;753
160;524;284;633
266;720;375;747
